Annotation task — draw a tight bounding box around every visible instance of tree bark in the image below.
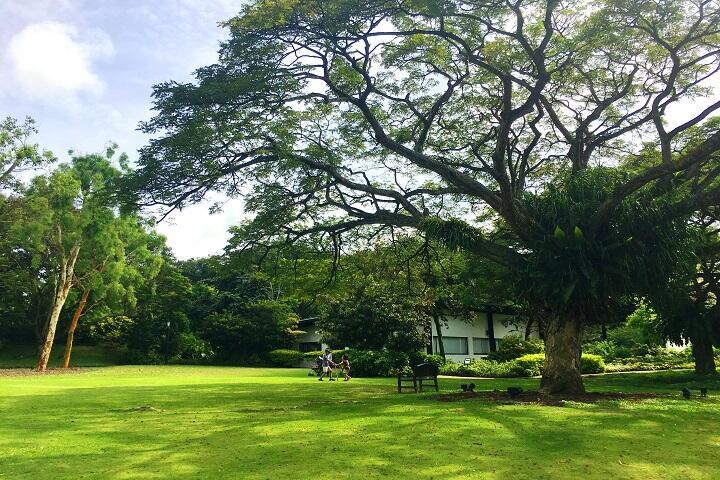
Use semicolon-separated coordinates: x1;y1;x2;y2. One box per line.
37;241;80;372
540;313;585;394
524;318;534;340
62;287;89;369
690;334;717;375
432;311;446;359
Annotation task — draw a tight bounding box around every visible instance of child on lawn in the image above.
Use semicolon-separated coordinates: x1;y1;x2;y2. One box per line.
341;354;351;381
318;348;336;381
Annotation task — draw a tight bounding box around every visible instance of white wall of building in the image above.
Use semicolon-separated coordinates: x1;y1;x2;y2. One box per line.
295;312;536;363
431;314;534;363
492;313;527;337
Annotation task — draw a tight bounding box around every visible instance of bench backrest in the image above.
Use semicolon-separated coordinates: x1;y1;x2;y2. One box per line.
412;362;439;378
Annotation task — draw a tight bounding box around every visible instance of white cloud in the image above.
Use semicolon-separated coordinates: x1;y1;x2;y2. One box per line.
155;197;248;260
6;21;113;103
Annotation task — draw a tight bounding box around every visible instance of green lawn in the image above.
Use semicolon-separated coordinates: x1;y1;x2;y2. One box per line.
1;367;718;479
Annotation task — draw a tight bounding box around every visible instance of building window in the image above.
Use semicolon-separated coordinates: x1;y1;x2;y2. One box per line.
433;336;468;355
494;338;502;351
472;337;491;354
298;342;320;353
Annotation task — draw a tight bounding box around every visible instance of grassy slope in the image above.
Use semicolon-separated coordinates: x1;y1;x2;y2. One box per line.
0;367;718;480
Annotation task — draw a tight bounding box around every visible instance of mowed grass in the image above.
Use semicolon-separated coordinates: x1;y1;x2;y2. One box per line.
1;367;719;480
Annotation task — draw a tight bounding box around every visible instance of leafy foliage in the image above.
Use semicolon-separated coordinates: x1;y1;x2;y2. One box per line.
487;334;544;362
268;349;304;367
319;284;430;354
198;301;300;360
0;116;54;191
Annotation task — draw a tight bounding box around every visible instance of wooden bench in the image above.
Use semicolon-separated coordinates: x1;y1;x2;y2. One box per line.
397;363;439;393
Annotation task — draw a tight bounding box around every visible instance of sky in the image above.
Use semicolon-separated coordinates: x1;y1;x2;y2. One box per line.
0;0;246;259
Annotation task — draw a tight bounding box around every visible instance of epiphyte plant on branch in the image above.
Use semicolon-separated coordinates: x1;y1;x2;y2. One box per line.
126;0;720;393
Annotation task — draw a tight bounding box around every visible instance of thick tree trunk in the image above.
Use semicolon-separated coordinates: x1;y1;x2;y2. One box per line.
62;287;89;369
37;242;80;372
432;312;446;359
540;313;585;395
690;334;717;375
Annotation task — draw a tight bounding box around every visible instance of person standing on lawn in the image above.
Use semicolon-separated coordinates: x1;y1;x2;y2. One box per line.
318;348;336;381
341;354;351;381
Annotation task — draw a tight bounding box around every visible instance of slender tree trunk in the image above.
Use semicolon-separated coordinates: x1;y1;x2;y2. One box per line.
432;311;446;359
37;242;80;372
62;287;89;368
524;318;534;340
540;312;585;395
690;334;717;375
600;321;607;341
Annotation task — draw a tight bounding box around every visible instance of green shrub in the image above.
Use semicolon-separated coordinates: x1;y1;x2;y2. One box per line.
439;358;521;378
605;348;694;372
513;353;545;376
302;349;410;376
512;353;605;375
584;340;620;360
303;350;325;360
176;333;214;361
580;354;606;373
586;307;665;361
269;349;304;367
348;349;409;376
487;335;544;361
408;351;446;368
440;353;606;378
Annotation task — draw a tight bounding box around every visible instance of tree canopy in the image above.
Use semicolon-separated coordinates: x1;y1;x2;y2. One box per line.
124;0;720;393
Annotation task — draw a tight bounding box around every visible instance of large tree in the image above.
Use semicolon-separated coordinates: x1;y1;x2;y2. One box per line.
127;0;720;393
16;151;127;371
652;211;720;374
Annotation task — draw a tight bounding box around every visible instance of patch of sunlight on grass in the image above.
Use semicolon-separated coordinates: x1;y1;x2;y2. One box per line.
2;367;720;479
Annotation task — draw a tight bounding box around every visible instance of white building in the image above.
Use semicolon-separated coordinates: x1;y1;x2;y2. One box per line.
295;308;534;363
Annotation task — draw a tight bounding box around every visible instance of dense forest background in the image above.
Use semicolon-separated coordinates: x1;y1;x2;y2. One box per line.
1;111;717;374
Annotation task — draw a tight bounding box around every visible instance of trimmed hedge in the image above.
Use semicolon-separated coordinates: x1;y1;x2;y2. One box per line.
439;359;519;377
513;354;544;376
268;349;304;367
440;353;606;378
511;353;606;376
302;348;609;377
580;354;606;374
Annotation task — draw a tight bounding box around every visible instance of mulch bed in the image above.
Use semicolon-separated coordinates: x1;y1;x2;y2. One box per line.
0;367;91;377
433;390;663;405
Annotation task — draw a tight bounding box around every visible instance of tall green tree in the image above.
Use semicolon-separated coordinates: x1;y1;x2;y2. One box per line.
13;150;129;371
126;0;720;393
126;260;194;363
61;213;162;368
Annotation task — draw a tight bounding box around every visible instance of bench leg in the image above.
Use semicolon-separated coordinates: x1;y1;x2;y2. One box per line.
434;377;439;392
413;378;417;393
397;375;401;393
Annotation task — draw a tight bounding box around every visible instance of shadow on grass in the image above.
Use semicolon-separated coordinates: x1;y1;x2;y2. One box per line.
1;370;719;479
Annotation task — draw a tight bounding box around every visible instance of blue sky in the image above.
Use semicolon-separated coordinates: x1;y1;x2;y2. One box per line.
0;0;245;259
